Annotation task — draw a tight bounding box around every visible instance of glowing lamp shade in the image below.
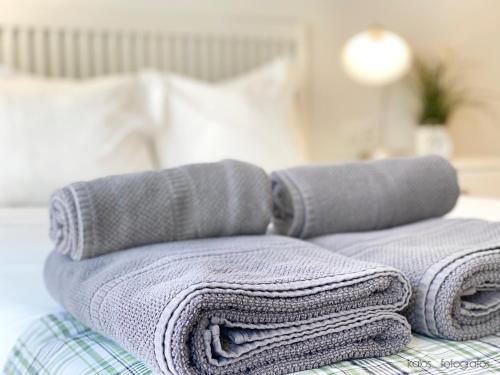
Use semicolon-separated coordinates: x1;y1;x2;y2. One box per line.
341;28;411;86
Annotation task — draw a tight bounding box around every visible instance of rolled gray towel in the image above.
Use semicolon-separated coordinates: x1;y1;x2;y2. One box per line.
311;218;500;340
44;235;412;375
271;155;459;238
49;159;271;260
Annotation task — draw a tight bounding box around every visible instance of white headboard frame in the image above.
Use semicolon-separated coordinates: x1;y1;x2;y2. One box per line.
0;20;308;81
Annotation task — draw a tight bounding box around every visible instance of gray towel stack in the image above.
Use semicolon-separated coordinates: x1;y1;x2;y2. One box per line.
45;159;414;374
49;159;271;260
271;155;500;340
45;235;412;375
271;155;459;238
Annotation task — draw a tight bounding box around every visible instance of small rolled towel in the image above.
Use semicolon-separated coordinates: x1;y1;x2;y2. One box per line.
50;159;271;260
45;235;412;375
311;218;500;340
271;155;460;238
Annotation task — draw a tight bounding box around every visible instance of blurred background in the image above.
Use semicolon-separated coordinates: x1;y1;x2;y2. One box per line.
2;0;500;203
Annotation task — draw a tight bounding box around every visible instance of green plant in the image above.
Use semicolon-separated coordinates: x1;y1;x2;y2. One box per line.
413;57;472;126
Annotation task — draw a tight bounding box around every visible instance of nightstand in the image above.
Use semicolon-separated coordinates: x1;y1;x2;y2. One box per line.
452;158;500;198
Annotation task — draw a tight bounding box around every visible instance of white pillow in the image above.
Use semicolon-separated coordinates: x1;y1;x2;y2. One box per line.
0;74;156;206
148;58;308;170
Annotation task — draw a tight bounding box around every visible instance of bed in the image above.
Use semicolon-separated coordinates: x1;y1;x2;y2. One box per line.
1;196;500;375
1;15;500;375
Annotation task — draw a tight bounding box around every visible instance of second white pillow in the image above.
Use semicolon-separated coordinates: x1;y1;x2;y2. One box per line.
148;59;308;171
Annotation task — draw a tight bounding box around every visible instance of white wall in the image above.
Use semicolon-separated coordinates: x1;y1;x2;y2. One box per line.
2;0;500;162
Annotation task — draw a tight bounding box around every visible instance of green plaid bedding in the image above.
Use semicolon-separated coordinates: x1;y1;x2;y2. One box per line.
3;312;500;375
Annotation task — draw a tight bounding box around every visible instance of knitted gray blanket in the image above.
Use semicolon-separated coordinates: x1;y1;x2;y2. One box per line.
271;156;459;238
45;235;412;375
311;218;500;340
49;160;271;260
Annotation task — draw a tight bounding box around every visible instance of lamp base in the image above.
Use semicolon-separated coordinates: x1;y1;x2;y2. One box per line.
360;148;392;160
360;147;413;160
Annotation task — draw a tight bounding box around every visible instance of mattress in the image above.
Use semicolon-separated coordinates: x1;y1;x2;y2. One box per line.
1;196;500;373
0;208;62;367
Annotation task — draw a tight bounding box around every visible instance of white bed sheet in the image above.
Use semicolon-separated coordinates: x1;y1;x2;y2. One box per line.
1;195;500;367
0;208;62;366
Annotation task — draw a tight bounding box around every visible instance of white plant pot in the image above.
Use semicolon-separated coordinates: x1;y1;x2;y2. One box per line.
415;125;453;158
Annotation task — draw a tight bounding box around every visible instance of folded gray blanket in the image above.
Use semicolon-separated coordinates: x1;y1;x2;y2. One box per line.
311;218;500;340
49;159;271;260
45;235;412;375
271;156;459;238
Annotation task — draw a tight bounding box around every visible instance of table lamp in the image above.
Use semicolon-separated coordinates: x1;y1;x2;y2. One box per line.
341;27;412;158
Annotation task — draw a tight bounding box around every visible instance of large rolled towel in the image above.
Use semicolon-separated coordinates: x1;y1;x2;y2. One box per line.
311;218;500;340
271;156;459;238
45;235;412;375
49;159;271;260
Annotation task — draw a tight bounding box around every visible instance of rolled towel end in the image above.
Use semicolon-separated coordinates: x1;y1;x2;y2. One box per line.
49;187;84;260
271;172;302;237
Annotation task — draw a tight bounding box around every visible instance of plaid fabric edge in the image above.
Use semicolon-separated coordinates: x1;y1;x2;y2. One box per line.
3;312;500;375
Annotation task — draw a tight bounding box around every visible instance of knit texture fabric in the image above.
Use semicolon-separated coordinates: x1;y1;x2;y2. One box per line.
271;156;459;238
311;218;500;341
49;159;271;260
44;235;412;375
